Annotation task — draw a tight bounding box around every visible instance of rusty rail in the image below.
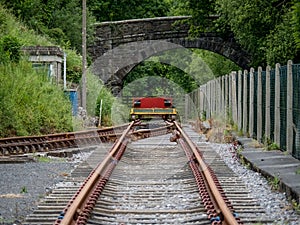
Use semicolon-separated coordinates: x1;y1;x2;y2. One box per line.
131;123;173;139
55;121;135;225
0;124;130;156
173;121;242;225
0;122;173;156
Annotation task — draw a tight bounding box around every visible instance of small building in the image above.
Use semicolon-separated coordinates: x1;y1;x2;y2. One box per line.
22;46;79;116
22;46;64;84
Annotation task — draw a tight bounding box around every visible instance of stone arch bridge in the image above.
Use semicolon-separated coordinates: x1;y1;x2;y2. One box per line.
88;16;251;94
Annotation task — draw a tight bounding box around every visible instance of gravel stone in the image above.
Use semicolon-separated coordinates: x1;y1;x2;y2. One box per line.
1;139;300;224
0;151;91;225
212;143;300;225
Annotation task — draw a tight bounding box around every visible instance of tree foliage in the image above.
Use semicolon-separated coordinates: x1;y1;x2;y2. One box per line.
0;35;22;63
265;11;298;65
292;0;300;49
122;48;240;96
0;0;95;52
88;0;169;22
124;61;198;95
214;0;293;67
168;0;300;67
192;49;240;76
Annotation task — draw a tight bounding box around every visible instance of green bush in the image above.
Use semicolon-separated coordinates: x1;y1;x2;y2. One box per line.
86;71;115;127
0;61;73;137
95;88;114;127
0;35;22;63
65;49;82;84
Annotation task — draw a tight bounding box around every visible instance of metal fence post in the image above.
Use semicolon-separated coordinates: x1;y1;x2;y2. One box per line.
207;81;211;119
216;77;221;114
185;94;189;122
211;79;216;115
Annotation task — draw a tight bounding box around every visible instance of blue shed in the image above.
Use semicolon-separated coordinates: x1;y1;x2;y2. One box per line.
65;89;78;116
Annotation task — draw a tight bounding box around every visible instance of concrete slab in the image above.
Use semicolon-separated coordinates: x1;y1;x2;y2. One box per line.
237;136;300;203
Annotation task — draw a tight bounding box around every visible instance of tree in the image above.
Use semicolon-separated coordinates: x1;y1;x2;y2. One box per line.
192;49;240;77
291;0;300;50
168;0;299;66
265;11;298;66
0;35;22;63
124;61;198;94
167;0;217;35
214;0;288;67
0;0;95;52
88;0;170;22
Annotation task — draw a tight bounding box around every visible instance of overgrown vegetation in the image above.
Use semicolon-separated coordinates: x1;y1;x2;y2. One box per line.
0;6;74;137
0;5;83;85
0;5;116;136
0;61;73;137
86;71;115;127
0;0;95;52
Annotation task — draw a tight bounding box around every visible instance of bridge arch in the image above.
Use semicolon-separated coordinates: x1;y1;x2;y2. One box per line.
88;16;251;93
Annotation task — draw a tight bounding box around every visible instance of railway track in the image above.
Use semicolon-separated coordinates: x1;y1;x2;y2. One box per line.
0;125;127;156
0;122;171;156
21;121;281;225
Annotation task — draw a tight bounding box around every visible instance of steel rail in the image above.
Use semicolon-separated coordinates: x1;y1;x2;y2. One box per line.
57;121;135;225
0;124;130;155
173;121;240;225
131;123;173;139
0;123;174;156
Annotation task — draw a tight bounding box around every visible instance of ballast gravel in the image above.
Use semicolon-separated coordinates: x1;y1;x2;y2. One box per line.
0;151;91;225
212;143;300;225
1;142;300;224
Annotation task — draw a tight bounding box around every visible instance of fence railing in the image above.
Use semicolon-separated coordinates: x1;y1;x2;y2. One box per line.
186;60;300;159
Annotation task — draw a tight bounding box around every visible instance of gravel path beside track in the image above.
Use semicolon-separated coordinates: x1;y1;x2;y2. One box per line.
0;151;91;225
212;142;300;224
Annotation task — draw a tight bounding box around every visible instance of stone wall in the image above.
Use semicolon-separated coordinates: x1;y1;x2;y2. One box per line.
89;16;190;61
88;16;251;95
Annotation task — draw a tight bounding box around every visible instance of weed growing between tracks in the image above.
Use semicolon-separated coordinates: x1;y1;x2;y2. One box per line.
267;175;281;191
291;199;300;214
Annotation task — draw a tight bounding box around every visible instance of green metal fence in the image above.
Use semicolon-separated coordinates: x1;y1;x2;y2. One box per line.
293;64;300;158
187;61;300;160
